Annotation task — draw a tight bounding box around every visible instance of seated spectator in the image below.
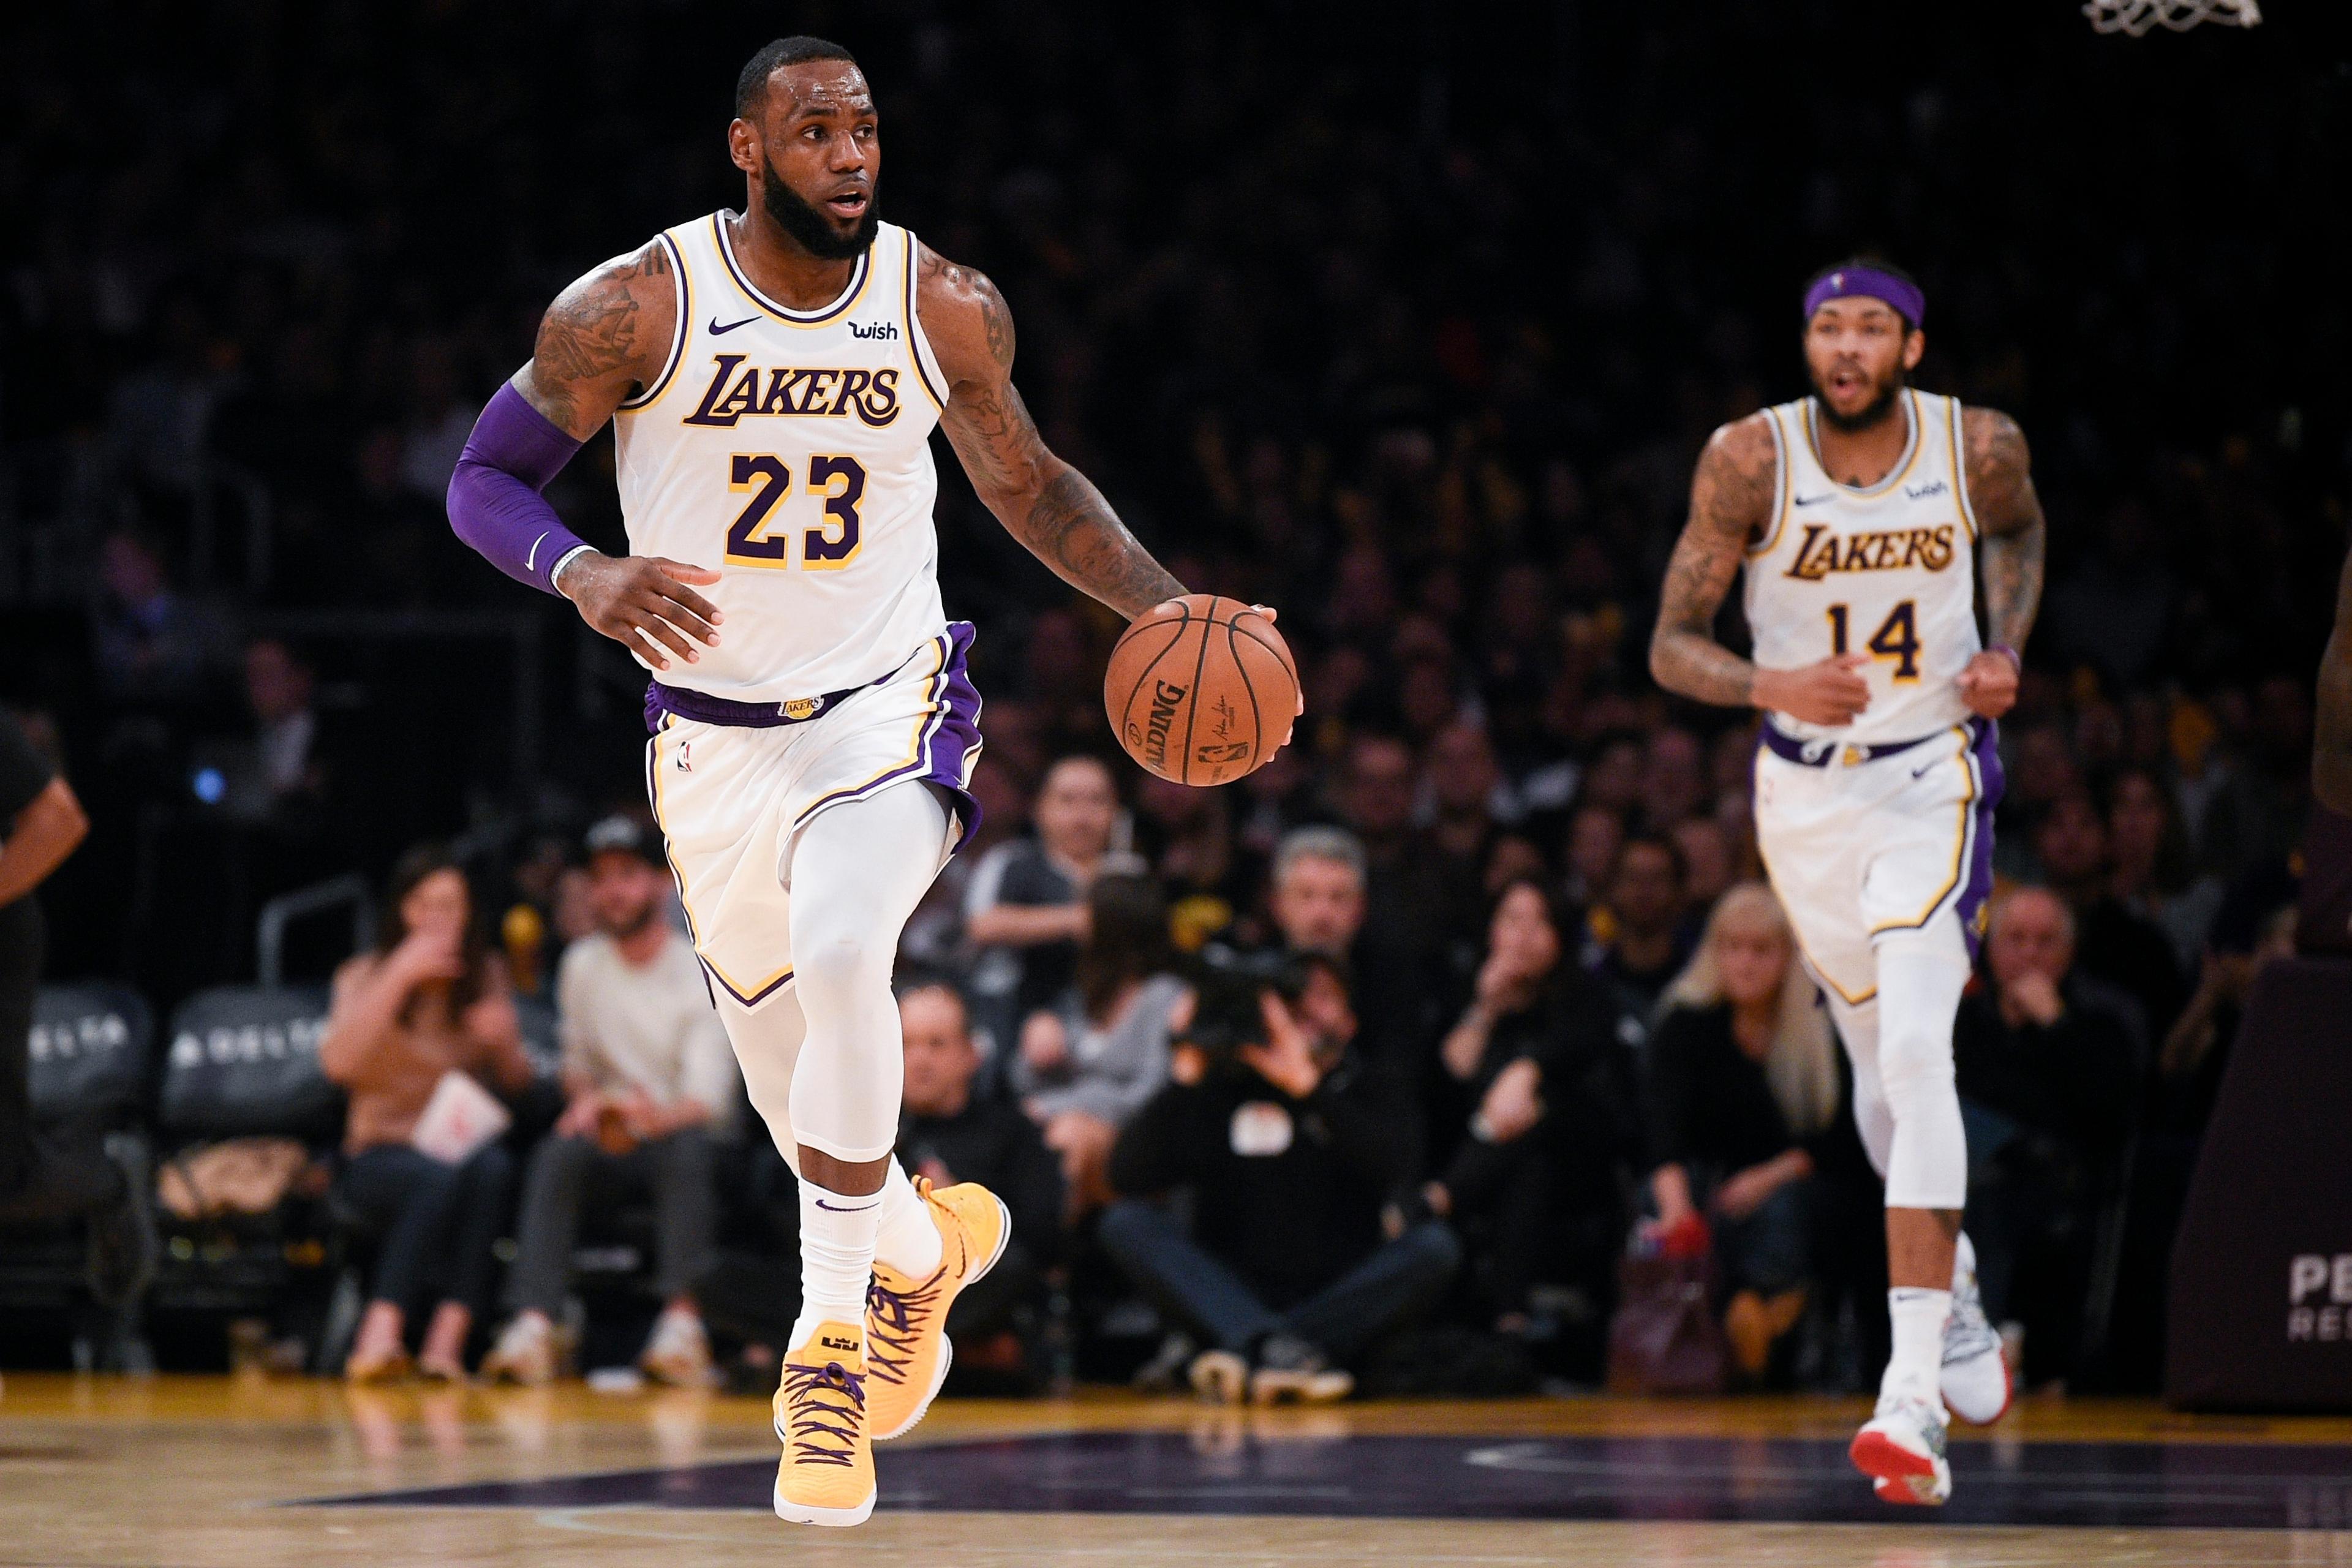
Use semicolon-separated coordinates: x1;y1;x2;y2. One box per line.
963;755;1120;1044
1582;832;1694;1033
1427;879;1638;1336
320;846;535;1382
1953;887;2141;1381
2033;788;2186;1038
1643;884;1842;1379
2106;764;2223;971
1103;949;1458;1403
1010;873;1185;1217
1265;825;1423;1095
895;981;1064;1375
481;818;738;1387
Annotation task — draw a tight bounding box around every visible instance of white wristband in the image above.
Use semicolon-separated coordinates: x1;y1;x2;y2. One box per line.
548;544;594;595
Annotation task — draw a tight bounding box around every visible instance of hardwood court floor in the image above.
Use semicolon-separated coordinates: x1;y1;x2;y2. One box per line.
4;1374;2351;1567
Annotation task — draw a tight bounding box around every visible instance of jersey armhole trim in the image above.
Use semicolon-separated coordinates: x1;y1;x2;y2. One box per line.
617;232;692;412
1947;395;1979;542
1747;408;1791;558
902;229;950;414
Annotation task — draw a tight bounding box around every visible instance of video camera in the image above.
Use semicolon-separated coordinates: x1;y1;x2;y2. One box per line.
1177;944;1314;1068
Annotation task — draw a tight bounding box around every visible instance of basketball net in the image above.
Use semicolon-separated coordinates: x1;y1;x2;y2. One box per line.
2083;0;2261;35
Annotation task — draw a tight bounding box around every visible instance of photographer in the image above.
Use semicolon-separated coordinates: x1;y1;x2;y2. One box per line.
1101;949;1459;1404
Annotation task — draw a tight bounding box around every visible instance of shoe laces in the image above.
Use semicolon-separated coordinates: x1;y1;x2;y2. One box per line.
779;1360;867;1467
865;1268;948;1389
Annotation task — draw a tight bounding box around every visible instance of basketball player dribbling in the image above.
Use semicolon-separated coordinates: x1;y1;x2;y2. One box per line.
1649;261;2045;1505
447;37;1285;1527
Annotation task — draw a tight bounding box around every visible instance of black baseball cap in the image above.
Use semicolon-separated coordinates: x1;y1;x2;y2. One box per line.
584;814;664;868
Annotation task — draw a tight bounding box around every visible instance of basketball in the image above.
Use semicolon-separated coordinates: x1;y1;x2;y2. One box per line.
1104;594;1298;786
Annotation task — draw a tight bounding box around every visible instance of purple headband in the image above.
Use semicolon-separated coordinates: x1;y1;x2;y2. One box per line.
1803;265;1924;329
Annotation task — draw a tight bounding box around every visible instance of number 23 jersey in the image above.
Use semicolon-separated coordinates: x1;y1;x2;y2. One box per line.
1743;388;1983;746
612;214;951;704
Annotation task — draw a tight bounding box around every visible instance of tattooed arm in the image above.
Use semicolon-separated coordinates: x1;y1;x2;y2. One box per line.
482;241;722;672
2315;543;2352;816
514;240;677;439
918;244;1186;619
1957;406;2045;720
1649;415;1871;726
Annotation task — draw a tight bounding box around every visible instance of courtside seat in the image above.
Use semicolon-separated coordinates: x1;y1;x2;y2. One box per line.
0;985;160;1324
146;986;343;1338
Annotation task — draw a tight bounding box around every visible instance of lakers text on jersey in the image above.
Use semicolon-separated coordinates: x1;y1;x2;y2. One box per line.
614;216;953;705
1744;390;1981;747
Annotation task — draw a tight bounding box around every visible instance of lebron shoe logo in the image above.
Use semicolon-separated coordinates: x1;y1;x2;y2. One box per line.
779;696;826;722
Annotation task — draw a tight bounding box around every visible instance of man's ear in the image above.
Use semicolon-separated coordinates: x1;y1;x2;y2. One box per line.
728;118;761;178
1902;330;1927;372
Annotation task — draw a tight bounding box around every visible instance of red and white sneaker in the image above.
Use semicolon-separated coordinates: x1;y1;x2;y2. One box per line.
1941;1234;2012;1425
1850;1392;1952;1506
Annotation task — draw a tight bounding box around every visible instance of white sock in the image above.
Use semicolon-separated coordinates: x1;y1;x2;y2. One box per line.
790;1179;880;1355
874;1159;944;1278
1953;1231;1977;1291
1882;1287;1953;1404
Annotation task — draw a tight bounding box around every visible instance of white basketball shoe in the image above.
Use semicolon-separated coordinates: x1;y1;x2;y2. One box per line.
1850;1392;1952;1506
1940;1232;2011;1424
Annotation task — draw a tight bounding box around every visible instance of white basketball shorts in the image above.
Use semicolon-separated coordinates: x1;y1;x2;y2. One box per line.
643;622;983;1009
1751;717;2003;1006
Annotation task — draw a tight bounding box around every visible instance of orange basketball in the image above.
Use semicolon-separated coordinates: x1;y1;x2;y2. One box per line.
1104;594;1298;786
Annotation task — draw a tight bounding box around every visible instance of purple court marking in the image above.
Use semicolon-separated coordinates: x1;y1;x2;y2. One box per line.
292;1430;2352;1531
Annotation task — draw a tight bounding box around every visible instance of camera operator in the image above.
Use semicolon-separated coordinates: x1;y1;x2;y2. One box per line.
1101;948;1459;1404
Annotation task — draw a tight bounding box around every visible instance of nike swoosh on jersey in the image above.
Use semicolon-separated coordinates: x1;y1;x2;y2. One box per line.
526;530;549;570
1793;492;1836;507
709;315;760;336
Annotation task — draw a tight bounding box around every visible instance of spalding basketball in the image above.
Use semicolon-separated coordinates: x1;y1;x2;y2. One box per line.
1105;594;1299;786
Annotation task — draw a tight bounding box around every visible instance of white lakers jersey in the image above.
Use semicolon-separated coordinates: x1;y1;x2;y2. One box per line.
1743;389;1981;744
612;216;951;703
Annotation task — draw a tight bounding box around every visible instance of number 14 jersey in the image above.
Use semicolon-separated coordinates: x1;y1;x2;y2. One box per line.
612;215;951;704
1743;389;1983;746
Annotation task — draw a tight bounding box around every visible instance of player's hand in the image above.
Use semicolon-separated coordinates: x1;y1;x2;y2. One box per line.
1956;648;2021;720
1755;652;1871;727
559;550;724;673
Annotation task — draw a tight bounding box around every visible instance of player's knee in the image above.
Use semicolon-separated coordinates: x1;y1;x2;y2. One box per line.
1875;1029;1956;1110
793;924;894;1006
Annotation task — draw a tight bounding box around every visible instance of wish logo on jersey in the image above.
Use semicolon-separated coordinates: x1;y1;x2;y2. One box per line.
1782;522;1958;581
682;353;903;429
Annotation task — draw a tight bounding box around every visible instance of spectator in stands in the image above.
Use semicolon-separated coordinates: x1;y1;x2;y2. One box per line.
1009;872;1185;1217
1427;879;1638;1335
1103;948;1457;1403
0;710;151;1304
896;981;1063;1375
321;845;535;1382
2106;764;2224;971
1422;720;1509;943
1584;834;1694;1030
1643;884;1842;1379
1339;732;1448;1056
89;527;231;705
964;755;1120;1035
481;817;737;1387
1953;886;2141;1380
1265;826;1426;1091
2032;788;2187;1037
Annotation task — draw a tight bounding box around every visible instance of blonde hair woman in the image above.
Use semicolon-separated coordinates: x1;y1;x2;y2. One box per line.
1643;882;1840;1379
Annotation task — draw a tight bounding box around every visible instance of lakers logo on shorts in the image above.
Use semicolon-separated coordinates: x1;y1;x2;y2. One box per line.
779;696;826;722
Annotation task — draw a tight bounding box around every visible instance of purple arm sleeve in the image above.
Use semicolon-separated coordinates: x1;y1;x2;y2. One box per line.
446;382;592;595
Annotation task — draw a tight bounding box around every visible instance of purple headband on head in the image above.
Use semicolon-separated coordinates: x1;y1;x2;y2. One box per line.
1803;265;1924;329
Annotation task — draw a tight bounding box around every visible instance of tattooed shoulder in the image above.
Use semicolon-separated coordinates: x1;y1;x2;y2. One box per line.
1962;406;2040;537
1692;413;1779;544
914;243;1015;381
521;239;676;437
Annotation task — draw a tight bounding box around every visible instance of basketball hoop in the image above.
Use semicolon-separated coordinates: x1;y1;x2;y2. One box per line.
2084;0;2261;36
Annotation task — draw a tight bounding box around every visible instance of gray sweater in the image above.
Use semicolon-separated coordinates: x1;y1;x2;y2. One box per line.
1009;972;1186;1126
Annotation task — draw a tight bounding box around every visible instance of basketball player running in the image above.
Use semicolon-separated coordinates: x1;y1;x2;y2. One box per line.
448;38;1268;1527
1649;262;2044;1506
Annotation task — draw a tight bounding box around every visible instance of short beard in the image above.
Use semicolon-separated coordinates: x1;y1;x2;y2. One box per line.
761;159;878;261
605;899;661;941
1811;366;1906;434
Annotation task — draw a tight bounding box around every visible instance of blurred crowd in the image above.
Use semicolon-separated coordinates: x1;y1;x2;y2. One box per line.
2;2;2348;1393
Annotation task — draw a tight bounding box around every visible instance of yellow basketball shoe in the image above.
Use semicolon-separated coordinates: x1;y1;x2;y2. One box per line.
865;1178;1012;1441
771;1320;874;1527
